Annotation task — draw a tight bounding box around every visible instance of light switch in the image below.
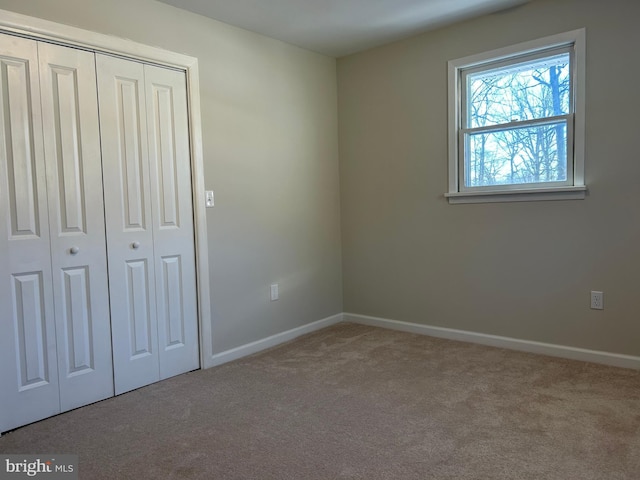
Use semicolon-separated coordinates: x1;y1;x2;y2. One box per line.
205;190;215;208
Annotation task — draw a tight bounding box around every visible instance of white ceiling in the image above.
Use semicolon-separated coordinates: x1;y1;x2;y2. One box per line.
156;0;530;57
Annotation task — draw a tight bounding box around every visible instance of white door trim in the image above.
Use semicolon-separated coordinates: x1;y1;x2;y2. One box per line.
0;9;214;368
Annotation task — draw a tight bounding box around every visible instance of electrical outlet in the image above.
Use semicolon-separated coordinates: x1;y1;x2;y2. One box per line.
590;291;603;310
270;284;279;301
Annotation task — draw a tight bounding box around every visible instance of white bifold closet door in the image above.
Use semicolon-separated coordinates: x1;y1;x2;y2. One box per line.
38;43;114;411
96;54;199;395
0;36;113;432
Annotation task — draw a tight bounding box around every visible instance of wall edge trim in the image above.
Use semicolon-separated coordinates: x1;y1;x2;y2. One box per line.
209;313;344;367
344;313;640;370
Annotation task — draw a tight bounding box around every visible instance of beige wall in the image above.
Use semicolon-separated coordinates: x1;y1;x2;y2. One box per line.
2;0;637;359
0;0;342;353
338;0;640;356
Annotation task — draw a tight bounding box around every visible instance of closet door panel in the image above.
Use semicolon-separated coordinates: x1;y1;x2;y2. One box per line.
145;65;199;379
0;34;60;433
38;42;114;411
96;54;159;395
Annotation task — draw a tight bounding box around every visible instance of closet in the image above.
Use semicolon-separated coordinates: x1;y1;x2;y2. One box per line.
0;33;199;433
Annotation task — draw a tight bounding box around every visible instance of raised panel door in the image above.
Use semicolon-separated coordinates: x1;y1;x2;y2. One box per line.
144;65;199;380
96;54;160;395
0;33;60;432
38;42;114;411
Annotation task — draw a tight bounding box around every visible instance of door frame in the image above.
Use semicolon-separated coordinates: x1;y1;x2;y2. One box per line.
0;9;214;368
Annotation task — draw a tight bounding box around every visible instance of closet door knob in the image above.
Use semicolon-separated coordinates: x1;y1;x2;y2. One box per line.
70;246;80;255
132;241;140;249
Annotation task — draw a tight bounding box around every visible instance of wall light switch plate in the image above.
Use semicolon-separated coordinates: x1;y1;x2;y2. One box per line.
205;190;215;208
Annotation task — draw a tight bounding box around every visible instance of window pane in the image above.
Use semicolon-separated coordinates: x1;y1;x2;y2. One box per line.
467;53;570;128
465;121;567;187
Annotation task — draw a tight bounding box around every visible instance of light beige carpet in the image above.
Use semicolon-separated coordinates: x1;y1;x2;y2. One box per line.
1;323;639;479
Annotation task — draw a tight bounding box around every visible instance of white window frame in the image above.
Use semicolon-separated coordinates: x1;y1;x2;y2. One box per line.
445;29;586;204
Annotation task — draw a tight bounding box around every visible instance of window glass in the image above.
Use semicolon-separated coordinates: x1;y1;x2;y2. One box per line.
466;121;567;187
466;52;571;129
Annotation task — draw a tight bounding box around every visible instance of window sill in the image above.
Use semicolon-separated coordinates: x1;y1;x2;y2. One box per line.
444;185;587;204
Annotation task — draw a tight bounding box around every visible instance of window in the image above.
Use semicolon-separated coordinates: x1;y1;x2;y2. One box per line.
446;30;586;203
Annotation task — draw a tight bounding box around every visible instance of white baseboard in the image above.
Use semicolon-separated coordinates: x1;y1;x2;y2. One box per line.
344;313;640;370
207;312;640;370
208;313;344;367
